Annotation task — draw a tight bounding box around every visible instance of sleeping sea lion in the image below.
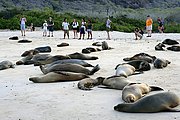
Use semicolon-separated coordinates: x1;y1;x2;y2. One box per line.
123;53;156;63
9;36;19;40
155;43;166;51
0;60;15;70
35;46;51;53
167;46;180;51
114;92;180;113
78;78;102;90
162;39;179;45
67;52;98;60
153;58;171;69
18;39;32;43
40;63;100;75
122;83;164;103
29;71;89;83
57;43;69;47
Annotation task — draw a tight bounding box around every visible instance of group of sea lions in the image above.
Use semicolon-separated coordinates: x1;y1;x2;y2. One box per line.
1;37;180;113
155;39;180;51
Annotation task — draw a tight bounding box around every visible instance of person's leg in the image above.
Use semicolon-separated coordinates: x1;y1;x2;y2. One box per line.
64;31;66;39
51;31;53;37
90;31;92;39
107;31;110;40
23;30;26;36
87;32;90;39
79;33;82;39
83;34;85;39
67;31;69;39
73;30;75;39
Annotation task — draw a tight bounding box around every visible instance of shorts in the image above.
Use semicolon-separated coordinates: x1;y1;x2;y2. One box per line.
106;27;110;32
64;30;69;34
146;25;152;31
87;29;92;32
20;24;26;30
48;26;54;32
80;27;85;34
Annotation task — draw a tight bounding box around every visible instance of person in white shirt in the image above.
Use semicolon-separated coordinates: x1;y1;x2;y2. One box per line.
43;20;48;37
20;15;27;36
72;19;79;39
62;18;70;39
106;17;111;40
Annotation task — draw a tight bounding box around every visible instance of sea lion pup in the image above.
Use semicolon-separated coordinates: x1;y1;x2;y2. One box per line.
16;54;33;65
115;60;151;71
29;71;89;83
92;42;102;46
67;52;98;60
34;46;51;53
78;78;102;90
40;63;100;75
162;39;179;45
114;91;180;113
123;53;156;63
155;43;166;51
9;36;19;40
167;46;180;51
102;41;113;50
44;59;94;68
122;83;164;103
18;39;32;43
57;42;69;47
21;49;39;57
115;64;142;78
34;55;71;66
0;60;15;70
153;58;171;69
97;76;133;90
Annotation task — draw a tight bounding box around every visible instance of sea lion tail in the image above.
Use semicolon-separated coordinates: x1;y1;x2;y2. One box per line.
29;77;39;83
150;86;164;91
89;64;100;75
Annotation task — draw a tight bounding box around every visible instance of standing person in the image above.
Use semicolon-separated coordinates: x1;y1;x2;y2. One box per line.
47;17;54;37
62;18;70;39
42;20;48;37
20;15;27;36
106;17;111;40
146;15;153;37
72;19;79;39
157;17;163;33
30;23;35;31
87;19;93;39
79;18;86;40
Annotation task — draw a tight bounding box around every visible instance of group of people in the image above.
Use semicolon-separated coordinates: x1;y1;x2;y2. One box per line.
20;15;164;40
134;15;165;40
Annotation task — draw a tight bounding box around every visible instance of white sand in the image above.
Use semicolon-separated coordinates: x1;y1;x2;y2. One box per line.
0;30;180;120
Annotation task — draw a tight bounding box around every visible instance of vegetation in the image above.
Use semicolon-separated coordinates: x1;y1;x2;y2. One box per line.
0;8;180;33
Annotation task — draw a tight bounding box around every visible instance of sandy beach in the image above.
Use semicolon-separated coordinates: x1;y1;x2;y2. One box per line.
0;30;180;120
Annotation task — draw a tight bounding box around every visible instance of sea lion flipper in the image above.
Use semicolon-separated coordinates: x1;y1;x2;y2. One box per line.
89;64;100;75
149;86;164;91
54;71;70;76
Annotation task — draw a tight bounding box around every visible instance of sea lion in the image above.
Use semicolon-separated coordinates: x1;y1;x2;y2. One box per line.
167;46;180;51
116;60;151;71
97;76;133;90
43;59;94;68
29;71;89;83
57;43;69;47
92;42;102;46
82;47;101;54
115;64;141;78
153;58;171;69
122;83;164;103
16;54;33;65
67;52;98;60
9;36;19;40
34;55;70;66
82;48;91;54
21;49;39;57
78;78;102;90
162;39;179;45
102;41;113;50
35;46;51;53
40;63;100;75
155;43;166;51
18;39;32;43
0;60;15;70
114;92;180;113
123;53;156;63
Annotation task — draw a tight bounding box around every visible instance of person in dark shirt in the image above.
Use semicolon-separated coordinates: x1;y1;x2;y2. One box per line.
87;19;93;39
47;17;54;37
134;28;144;40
